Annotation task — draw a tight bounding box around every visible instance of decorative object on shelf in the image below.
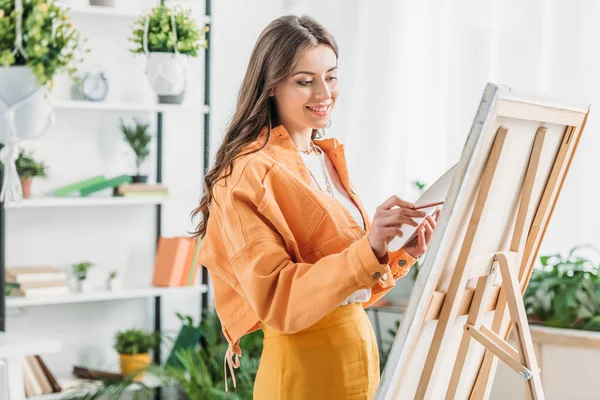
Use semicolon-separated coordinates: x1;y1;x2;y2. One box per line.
129;1;209;102
0;0;86;202
72;71;109;102
106;270;121;291
152;236;201;287
524;244;600;332
71;261;94;293
0;149;48;199
114;329;158;382
119;118;152;183
89;0;115;7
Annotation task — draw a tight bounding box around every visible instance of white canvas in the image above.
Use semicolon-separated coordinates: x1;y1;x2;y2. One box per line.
376;83;590;400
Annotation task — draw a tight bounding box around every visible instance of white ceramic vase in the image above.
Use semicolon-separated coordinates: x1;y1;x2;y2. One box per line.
145;52;188;96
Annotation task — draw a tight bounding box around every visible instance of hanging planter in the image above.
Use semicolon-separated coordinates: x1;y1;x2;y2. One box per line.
130;1;208;102
0;0;85;202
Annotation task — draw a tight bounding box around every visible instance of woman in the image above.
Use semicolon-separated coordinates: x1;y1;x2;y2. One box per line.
194;14;438;400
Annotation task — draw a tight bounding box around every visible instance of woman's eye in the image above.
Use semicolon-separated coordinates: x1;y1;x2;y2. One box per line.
327;76;338;82
298;80;312;86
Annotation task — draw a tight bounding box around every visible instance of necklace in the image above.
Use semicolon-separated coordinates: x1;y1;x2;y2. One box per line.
304;144;335;198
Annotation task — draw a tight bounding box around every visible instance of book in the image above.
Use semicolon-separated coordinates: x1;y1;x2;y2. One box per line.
388;163;457;251
117;183;168;193
23;357;42;396
152;237;194;287
53;175;106;197
6;266;67;284
9;280;66;291
180;237;201;286
73;365;125;381
35;355;62;393
9;286;69;297
26;355;53;395
80;174;132;197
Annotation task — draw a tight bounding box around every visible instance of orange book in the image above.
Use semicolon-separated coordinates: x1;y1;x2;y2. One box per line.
180;238;201;286
152;237;193;287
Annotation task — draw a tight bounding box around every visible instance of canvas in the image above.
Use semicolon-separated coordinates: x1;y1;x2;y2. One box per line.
376;83;590;400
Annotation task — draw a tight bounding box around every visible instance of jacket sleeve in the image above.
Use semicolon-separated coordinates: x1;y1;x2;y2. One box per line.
221;177;392;334
362;247;418;308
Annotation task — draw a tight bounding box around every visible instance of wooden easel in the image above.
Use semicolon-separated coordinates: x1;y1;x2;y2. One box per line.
415;126;549;399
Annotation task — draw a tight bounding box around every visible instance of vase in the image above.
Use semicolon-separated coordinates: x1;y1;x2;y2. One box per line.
107;277;122;291
145;52;188;96
20;177;32;199
131;175;148;183
0;66;54;143
119;353;150;381
158;90;186;104
89;0;115;6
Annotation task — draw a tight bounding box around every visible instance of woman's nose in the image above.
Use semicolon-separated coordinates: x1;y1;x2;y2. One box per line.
313;80;331;100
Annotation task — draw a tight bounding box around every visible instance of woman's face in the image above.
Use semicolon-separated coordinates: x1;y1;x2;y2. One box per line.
272;44;339;132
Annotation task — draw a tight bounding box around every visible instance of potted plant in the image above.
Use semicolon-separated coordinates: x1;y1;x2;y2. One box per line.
524;245;600;331
0;149;47;199
0;1;85;202
106;270;121;291
114;329;157;382
119;118;152;183
129;1;208;103
71;261;94;293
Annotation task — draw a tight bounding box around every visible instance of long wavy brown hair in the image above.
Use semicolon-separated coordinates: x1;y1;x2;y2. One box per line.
191;15;339;239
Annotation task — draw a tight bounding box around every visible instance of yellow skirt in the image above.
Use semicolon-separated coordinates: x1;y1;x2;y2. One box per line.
253;303;380;400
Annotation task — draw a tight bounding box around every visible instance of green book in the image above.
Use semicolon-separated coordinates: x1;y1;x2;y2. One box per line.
80;174;132;197
53;175;106;197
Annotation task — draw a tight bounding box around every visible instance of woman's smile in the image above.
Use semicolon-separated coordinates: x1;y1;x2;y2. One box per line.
305;102;332;117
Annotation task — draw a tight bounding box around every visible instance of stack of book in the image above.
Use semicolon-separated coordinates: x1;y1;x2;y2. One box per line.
23;355;62;397
152;236;200;287
6;266;69;297
115;183;169;197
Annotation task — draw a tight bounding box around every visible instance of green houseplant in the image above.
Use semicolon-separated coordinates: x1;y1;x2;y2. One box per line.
67;309;263;400
0;0;85;87
524;245;600;331
115;329;158;382
129;0;208;102
0;149;47;199
71;261;94;292
119;118;152;183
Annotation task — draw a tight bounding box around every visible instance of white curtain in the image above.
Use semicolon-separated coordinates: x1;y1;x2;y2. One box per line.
281;0;600;255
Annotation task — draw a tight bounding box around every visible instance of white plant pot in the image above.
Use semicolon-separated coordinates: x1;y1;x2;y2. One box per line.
89;0;115;6
76;279;93;293
145;52;188;96
107;277;122;291
0;66;53;143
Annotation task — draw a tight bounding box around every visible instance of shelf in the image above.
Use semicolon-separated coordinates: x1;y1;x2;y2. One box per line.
0;333;61;359
66;5;212;24
7;285;208;308
52;100;209;114
5;196;170;209
28;374;161;400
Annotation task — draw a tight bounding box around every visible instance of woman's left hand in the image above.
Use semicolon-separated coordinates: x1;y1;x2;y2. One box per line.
403;209;440;258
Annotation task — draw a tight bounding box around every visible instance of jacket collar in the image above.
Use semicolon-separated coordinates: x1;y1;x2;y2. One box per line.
255;124;352;193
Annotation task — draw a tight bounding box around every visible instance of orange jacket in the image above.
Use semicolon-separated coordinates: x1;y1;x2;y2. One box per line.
197;124;417;388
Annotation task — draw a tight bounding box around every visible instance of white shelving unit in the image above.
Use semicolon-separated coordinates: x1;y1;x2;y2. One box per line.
66;4;212;24
52;99;210;114
5;196;170;209
7;285;208;308
0;1;212;398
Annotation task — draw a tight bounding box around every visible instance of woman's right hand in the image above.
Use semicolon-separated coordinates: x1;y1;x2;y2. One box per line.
367;195;426;258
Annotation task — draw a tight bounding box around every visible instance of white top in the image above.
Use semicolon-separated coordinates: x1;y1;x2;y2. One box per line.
299;144;373;306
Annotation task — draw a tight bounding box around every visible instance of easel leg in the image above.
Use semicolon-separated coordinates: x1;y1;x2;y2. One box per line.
496;253;545;400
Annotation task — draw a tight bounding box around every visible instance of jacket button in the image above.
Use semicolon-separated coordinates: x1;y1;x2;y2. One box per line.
372;271;381;279
351;188;356;194
398;259;407;267
381;273;387;281
300;171;306;175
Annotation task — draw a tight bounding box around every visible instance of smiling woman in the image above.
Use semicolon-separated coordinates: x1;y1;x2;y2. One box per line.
193;14;433;400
